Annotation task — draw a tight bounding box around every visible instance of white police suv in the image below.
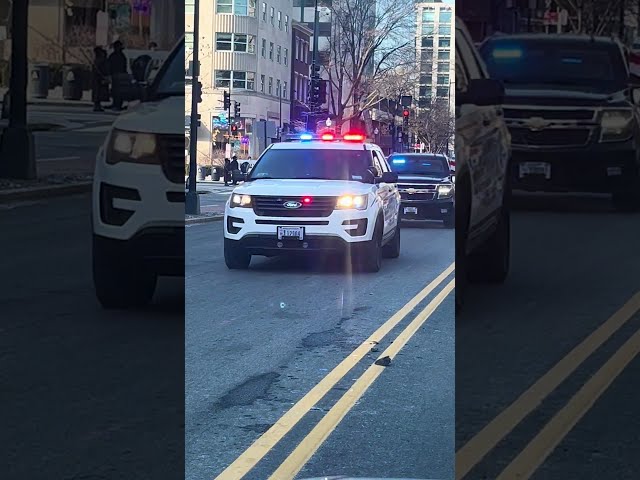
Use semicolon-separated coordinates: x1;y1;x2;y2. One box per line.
91;37;185;309
224;132;402;272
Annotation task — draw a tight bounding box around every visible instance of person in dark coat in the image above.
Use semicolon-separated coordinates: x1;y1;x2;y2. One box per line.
230;155;240;185
223;158;231;186
107;40;128;111
91;47;109;112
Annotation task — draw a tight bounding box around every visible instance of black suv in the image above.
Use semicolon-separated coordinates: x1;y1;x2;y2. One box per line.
479;34;640;210
387;153;455;228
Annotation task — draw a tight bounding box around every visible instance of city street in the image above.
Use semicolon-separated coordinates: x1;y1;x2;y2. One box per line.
0;194;184;479
186;221;455;480
456;193;640;479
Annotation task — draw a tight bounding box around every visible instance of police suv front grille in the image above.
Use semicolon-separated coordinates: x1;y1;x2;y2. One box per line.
509;127;592;147
503;108;597;121
400;192;436;201
252;196;338;217
158;134;185;184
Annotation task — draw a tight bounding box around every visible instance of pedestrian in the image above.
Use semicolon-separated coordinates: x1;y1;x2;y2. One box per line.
91;46;109;112
230;155;240;185
223;158;231;186
107;40;128;111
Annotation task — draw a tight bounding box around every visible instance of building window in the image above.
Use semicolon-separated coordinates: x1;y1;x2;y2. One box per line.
216;33;256;53
421;36;433;48
438;50;450;60
217;0;256;16
260;74;265;92
284;48;288;66
262;2;267;20
439;25;451;35
437;74;449;85
419;86;430;97
269;42;274;60
285;15;289;32
276;79;281;97
283;81;287;98
436;87;449;97
186;32;194;51
215;70;256;90
439;37;451;48
277;45;281;63
278;11;282;29
261;38;266;57
185;0;195;14
422;22;435;35
422;7;435;22
440;11;452;23
438;62;449;73
268;77;273;95
296;39;300;60
270;7;274;25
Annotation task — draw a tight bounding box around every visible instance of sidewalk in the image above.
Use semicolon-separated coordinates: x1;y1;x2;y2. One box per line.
1;87;94;108
0;174;92;202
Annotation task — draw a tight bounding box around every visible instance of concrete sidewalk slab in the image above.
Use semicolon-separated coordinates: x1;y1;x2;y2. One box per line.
185;213;223;225
0;181;92;202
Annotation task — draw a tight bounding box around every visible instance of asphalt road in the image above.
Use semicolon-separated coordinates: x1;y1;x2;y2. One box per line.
186;220;455;480
1;194;184;480
456;192;640;480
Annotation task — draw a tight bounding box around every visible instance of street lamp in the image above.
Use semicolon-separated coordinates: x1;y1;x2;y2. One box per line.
186;0;201;215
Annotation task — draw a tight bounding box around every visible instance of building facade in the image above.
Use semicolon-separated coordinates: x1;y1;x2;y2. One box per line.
290;21;312;129
415;1;455;112
186;0;294;163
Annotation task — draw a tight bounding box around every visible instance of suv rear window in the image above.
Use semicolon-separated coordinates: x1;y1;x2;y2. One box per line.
388;154;449;175
248;148;372;181
480;39;628;92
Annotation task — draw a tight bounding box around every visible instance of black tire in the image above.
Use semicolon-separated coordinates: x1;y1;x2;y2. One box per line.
361;217;383;272
468;206;510;284
224;238;251;269
92;235;157;309
382;221;401;259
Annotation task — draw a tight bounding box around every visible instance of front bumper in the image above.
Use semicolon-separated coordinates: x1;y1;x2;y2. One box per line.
227;234;368;257
400;197;454;221
511;142;639;193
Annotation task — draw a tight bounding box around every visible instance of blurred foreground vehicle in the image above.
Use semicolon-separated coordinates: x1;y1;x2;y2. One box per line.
91;37;185;309
455;18;512;311
480;34;640;211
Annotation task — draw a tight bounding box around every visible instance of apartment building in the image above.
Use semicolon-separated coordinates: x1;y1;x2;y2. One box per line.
186;0;293;161
290;21;312;128
415;1;455;111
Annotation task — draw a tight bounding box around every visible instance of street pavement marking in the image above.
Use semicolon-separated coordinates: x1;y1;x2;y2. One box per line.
268;278;455;480
456;290;640;480
214;261;455;480
495;325;640;480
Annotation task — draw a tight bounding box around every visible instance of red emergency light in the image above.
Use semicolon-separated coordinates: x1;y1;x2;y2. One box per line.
302;197;313;204
321;133;335;141
343;133;365;142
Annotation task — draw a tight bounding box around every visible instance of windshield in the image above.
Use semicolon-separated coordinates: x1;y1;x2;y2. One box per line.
388;154;449;176
248;148;372;181
151;39;185;96
479;39;628;92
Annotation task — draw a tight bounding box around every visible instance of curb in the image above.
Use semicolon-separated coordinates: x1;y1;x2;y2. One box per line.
0;181;93;202
185;215;224;225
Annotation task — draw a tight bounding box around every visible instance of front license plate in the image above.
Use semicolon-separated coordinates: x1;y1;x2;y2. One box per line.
519;162;551;179
607;167;622;176
404;207;418;214
277;226;304;240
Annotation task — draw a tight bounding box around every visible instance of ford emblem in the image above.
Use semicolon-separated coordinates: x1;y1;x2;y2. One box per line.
283;201;302;209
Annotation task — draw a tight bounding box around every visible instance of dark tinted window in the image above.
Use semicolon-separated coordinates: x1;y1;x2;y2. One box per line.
249;148;372;181
153;40;184;95
479;39;627;91
388;154;449;175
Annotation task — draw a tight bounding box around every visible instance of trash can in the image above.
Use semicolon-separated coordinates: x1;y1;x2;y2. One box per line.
197;166;206;181
30;64;50;99
62;65;83;101
212;167;221;182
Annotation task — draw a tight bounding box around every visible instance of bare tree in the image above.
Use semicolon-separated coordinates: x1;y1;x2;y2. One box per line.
555;0;628;35
322;0;416;130
411;100;454;154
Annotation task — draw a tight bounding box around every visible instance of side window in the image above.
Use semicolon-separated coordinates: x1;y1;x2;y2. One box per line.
371;151;384;177
375;150;390;172
455;27;484;80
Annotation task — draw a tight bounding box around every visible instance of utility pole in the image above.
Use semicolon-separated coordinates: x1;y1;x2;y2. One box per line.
186;0;200;215
0;0;36;179
308;0;320;130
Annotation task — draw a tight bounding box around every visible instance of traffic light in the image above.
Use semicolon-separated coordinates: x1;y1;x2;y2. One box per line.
196;113;201;127
223;90;231;110
231;123;238;133
403;108;410;127
309;77;321;106
318;80;327;105
194;81;203;103
234;101;241;118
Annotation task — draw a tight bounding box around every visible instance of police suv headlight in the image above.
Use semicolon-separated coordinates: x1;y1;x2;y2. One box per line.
231;194;252;207
336;194;368;210
106;129;158;164
600;110;634;142
437;184;454;199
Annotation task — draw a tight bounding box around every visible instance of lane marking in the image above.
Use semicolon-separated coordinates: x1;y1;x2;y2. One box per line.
37;156;81;163
215;262;455;480
496;325;640;480
268;278;455;480
456;290;640;479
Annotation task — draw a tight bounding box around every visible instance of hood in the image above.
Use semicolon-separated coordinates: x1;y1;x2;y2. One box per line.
112;95;185;135
398;174;450;183
232;179;371;197
503;87;630;108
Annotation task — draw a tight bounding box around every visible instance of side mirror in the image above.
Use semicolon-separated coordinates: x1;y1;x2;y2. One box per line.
632;87;640;105
451;175;455;184
362;169;376;184
457;78;504;106
381;171;398;183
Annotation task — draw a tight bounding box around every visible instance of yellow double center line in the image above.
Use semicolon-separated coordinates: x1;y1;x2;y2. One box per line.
457;290;640;480
216;261;455;480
